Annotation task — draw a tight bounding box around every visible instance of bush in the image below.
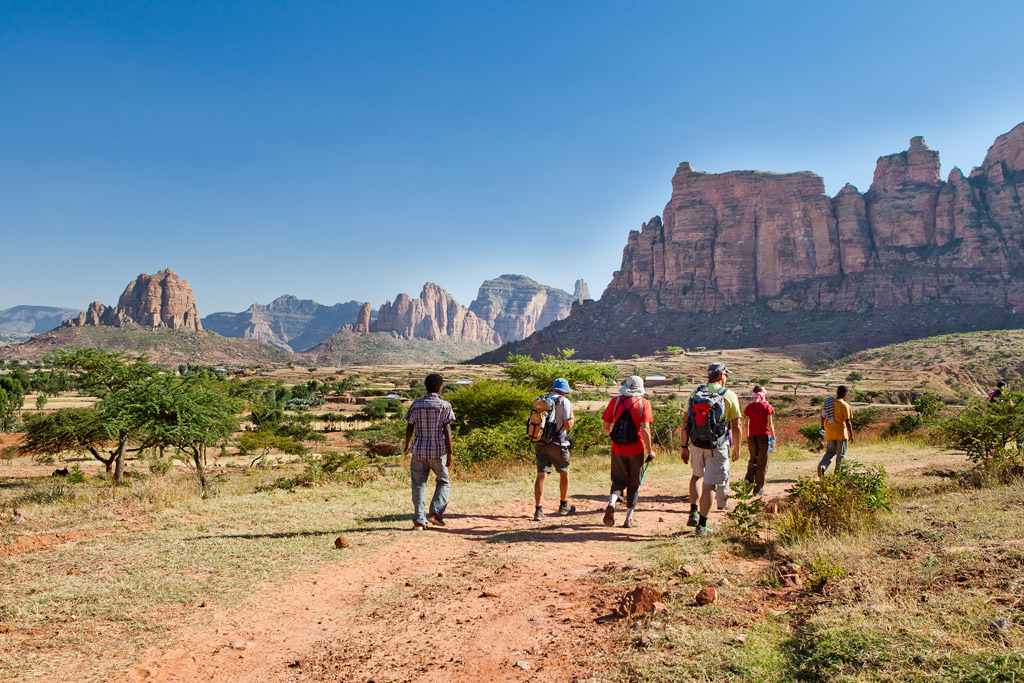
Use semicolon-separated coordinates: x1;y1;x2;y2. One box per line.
799;423;824;447
358;397;405;420
454;421;529;466
850;406;884;429
750;377;772;387
446;380;536;433
943;391;1024;475
882;391;944;438
651;400;687;452
845;371;864;382
503;349;617;390
806;552;848;592
777;461;891;542
728;479;763;541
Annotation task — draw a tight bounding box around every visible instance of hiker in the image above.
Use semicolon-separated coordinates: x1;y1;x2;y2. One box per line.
680;362;742;535
601;376;655;529
989;381;1008;402
403;373;454;530
743;384;775;495
818;385;853;477
532;378;576;521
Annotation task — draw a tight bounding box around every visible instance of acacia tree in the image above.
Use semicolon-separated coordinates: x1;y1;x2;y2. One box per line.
117;374;240;491
21;408;117;475
0;376;26;432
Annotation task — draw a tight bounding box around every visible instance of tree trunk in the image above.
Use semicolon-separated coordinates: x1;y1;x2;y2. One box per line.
192;449;207;492
113;430;127;485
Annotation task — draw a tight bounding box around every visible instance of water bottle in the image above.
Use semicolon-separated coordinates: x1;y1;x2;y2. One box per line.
768;437;775;454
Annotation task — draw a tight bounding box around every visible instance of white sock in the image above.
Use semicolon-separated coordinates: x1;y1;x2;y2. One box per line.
626;507;635;519
608;493;618;506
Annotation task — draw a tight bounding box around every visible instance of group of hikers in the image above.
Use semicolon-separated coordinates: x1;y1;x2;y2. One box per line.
402;364;857;535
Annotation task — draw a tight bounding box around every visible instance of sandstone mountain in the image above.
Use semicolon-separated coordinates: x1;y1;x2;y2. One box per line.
202;295;371;353
371;282;499;344
573;279;591;302
468;275;575;344
65;269;203;331
475;122;1024;361
0;305;82;335
302;328;496;366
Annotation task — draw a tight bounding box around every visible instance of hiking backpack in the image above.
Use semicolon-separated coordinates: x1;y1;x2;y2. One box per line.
687;385;729;449
526;395;561;443
609;396;644;446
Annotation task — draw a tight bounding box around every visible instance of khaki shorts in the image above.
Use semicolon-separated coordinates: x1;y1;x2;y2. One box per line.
690;442;730;487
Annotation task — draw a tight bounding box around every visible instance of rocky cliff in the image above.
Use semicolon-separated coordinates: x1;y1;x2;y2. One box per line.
65;269;203;331
371;283;500;344
475;122;1024;361
573;279;591;302
468;275;574;343
202;295;370;353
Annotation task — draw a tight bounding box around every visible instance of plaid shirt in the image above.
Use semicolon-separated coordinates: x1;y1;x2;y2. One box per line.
406;393;455;460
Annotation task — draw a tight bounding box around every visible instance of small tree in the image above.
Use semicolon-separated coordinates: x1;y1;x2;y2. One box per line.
944;391;1024;467
503;350;616;390
21;408;117;475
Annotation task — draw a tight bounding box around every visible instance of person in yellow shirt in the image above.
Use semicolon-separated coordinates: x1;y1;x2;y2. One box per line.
818;385;854;477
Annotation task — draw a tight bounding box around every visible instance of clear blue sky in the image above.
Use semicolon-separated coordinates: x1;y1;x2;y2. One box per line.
2;0;1023;314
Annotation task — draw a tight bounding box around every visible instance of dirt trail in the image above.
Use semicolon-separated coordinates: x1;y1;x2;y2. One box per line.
106;455;947;683
111;476;716;683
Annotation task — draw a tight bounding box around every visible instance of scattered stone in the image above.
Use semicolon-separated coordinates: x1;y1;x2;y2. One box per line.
695;586;717;606
617;584;663;616
733;634;748;645
990;618;1011;635
334;536;350;549
868;604;887;615
513;660;532;671
677;564;698;578
480;590;499;598
653;601;668;612
718;578;731;587
288;488;297;494
287;658;306;668
225;641;248;650
763;499;779;514
199;601;207;608
658;517;665;523
913;656;925;665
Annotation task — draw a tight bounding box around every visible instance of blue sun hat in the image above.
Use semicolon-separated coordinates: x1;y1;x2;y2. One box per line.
549;378;572;394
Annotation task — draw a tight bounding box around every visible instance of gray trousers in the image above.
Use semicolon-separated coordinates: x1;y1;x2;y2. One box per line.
411;456;450;525
819;439;848;472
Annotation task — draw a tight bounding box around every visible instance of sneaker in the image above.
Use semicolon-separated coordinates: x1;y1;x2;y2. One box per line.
533;508;547;521
695;525;715;536
686;510;700;527
558;502;576;516
623;518;638;529
413;522;426;531
752;488;763;496
817;464;826;478
603;505;615;527
427;513;445;527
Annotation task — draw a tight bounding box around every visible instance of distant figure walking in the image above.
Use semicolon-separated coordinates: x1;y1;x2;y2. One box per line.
680;362;742;536
989;381;1008;402
818;385;854;477
532;378;576;521
403;373;454;530
743;384;775;495
601;376;655;529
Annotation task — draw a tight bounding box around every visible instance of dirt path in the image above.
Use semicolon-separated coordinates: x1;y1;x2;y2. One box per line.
105;453;951;683
110;476;718;683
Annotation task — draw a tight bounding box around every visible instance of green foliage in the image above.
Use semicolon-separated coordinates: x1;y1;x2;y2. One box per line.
358;397;405;420
568;413;607;455
651;400;686;452
799;422;824;447
750;377;772;387
790;626;893;680
806;552;848;592
34;394;48;410
445;379;535;433
728;479;763;541
845;370;864;382
850;406;883;429
0;374;26;432
66;464;86;484
778;461;891;542
453;421;529;466
503;350;617;390
237;430;309;466
660;345;684;355
21;408;115;472
302;451;364;483
943;391;1024;471
283;395;325;412
883;391;944;438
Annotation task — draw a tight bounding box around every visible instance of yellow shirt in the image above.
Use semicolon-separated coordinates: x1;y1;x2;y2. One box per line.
823;398;852;441
690;383;741;423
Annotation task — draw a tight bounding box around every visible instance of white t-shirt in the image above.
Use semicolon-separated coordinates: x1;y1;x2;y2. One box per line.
546;393;574;446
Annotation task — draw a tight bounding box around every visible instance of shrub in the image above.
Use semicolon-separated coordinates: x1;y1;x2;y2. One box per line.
358;397;405;420
806;552;848;592
850;406;883;429
943;391;1024;474
777;461;891;542
503;349;617;390
651;400;687;452
750;377;772;387
728;479;763;541
454;421;529;466
799;423;824;447
845;371;864;382
446;380;535;433
568;413;607;455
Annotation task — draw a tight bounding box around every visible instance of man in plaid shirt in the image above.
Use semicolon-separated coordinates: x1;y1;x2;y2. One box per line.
403;373;454;530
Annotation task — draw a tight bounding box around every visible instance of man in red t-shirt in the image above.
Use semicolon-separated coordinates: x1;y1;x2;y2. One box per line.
601;376;655;528
742;384;775;495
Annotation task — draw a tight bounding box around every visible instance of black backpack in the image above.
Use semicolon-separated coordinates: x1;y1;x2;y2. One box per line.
687;385;729;449
609;396;644;446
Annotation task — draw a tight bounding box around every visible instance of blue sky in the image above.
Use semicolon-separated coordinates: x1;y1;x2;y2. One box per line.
2;0;1023;314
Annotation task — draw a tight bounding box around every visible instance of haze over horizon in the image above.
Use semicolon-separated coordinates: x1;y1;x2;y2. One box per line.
3;0;1023;313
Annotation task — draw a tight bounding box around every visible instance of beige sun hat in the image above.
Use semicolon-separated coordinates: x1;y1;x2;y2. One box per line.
619;375;646;396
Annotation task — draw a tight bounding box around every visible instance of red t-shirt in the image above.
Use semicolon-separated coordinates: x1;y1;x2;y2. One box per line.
744;400;775;437
602;396;653;456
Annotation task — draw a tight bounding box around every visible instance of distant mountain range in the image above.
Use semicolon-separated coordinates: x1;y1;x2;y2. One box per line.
0;305;82;335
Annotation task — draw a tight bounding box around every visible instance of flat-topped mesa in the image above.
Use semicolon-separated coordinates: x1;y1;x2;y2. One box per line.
603;123;1024;316
468;274;574;344
373;283;500;345
65;269;202;331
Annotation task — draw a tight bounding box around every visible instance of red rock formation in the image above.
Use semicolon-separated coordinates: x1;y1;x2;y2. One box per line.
468;275;574;343
353;302;373;335
373;283;500;344
605;123;1024;316
65;269;203;331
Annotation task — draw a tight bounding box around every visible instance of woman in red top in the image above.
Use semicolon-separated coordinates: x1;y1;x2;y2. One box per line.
601;376;655;528
742;384;775;495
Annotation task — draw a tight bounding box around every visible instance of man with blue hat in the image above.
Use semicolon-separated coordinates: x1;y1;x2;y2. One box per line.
533;377;576;521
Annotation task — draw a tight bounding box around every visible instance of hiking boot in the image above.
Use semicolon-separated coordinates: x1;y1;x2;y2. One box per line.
533;508;547;521
428;513;445;527
603;505;615;527
413;522;426;531
686;510;700;527
817;464;826;478
623;518;638;529
695;525;715;536
558;502;576;516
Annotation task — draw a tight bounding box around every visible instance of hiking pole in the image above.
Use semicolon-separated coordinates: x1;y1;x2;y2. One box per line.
624;455;653;523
